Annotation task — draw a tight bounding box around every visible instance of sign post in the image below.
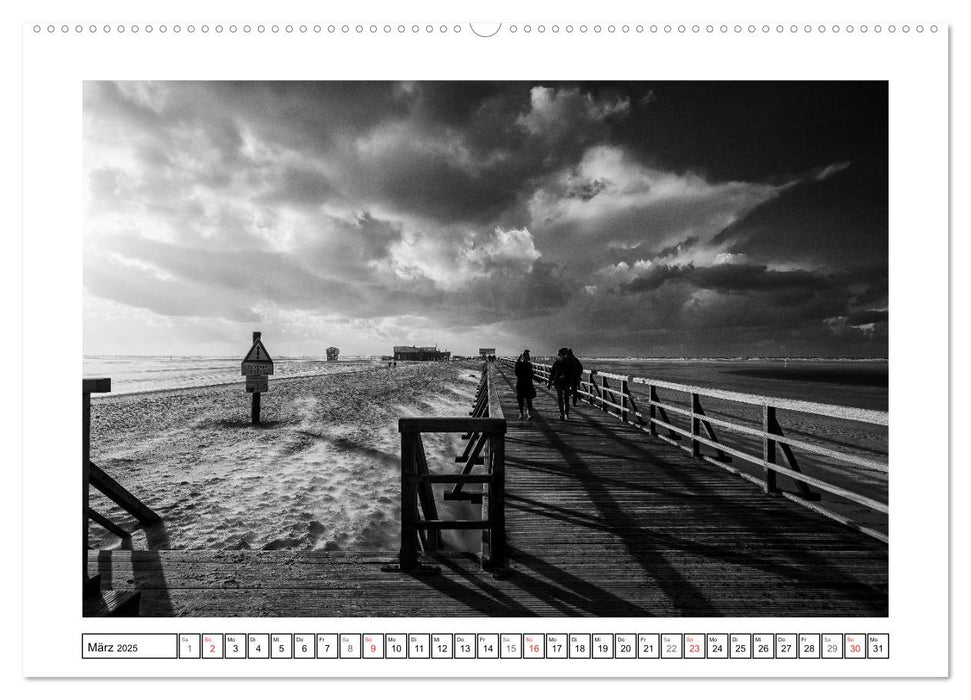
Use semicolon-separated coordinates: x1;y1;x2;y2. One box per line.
241;331;274;425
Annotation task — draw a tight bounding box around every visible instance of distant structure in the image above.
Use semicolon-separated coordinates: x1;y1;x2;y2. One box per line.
326;346;340;362
479;347;496;359
393;345;451;362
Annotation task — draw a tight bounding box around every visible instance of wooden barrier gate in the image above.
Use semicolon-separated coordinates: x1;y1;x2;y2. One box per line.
398;364;507;571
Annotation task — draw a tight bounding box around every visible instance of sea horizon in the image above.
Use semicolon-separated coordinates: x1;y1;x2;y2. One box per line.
84;353;889;362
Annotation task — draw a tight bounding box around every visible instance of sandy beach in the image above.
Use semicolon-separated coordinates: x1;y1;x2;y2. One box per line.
88;362;482;552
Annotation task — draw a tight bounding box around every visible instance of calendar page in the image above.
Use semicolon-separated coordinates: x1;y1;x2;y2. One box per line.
19;0;951;682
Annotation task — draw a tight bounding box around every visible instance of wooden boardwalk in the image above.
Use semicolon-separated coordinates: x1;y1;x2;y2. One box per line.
89;363;887;617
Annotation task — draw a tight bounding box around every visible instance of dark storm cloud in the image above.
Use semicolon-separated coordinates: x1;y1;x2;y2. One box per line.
84;81;888;356
712;162;888;269
623;263;828;295
845;309;889;326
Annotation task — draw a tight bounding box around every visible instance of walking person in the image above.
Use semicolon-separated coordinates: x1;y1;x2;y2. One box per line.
566;348;584;407
547;347;572;420
514;349;537;420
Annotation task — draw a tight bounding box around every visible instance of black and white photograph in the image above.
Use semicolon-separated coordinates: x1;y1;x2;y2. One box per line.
81;80;889;618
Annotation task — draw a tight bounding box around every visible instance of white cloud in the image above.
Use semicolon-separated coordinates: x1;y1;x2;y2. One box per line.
516;86;631;137
462;226;540;270
387;226;541;291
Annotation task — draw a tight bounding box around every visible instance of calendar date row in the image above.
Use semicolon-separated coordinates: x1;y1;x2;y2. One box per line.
82;633;889;660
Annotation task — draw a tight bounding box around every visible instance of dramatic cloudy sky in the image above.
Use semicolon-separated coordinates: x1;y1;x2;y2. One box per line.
83;81;887;357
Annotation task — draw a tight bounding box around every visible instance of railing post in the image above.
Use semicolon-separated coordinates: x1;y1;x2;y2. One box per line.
600;375;608;413
399;429;419;569
648;384;658;436
763;404;779;494
621;378;630;423
480;428;493;561
690;393;701;457
82;387;91;591
82;377;111;593
486;430;506;569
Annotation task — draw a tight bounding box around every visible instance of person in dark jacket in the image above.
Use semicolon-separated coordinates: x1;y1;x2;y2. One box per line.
514;349;537;420
547;347;572;420
566;348;584;406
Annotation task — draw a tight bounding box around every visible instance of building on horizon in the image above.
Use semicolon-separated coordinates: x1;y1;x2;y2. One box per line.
393;345;451;362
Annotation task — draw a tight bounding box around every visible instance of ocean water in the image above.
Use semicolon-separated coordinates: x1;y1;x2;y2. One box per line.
83;355;379;395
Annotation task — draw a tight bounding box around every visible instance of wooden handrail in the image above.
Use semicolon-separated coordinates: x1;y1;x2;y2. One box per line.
498;355;888;542
88;461;162;525
504;357;887;425
84;377;161;591
399;417;506;433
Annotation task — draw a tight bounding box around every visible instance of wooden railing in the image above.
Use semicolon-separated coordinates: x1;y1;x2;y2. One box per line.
499;357;888;542
83;378;161;584
398;364;506;570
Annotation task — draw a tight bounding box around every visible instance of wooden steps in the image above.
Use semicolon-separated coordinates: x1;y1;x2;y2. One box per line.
83;575;141;617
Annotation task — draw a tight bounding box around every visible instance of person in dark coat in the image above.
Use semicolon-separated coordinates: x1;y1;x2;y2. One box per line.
547;347;572;420
514;349;537;420
566;348;584;406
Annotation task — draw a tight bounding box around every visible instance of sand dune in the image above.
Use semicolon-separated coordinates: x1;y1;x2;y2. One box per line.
88;363;482;552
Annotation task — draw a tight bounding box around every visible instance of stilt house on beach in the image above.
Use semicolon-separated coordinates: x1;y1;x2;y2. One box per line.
393;345;451;361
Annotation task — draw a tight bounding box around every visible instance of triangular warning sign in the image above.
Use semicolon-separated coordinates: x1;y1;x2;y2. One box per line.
242;339;273;364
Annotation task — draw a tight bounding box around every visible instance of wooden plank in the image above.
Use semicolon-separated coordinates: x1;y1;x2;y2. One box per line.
487;364;506;419
85;548;886;617
399;431;419;569
415;520;491;530
83;589;140;617
399;417;505;433
488;432;506;569
87;507;131;540
82;378;111;394
83;385;91;592
416;473;493;484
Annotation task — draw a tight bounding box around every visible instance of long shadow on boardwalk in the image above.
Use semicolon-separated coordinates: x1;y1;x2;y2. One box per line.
492;365;886;617
568;405;884;597
413;551;652;616
94;522;175;617
511;408;719;615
